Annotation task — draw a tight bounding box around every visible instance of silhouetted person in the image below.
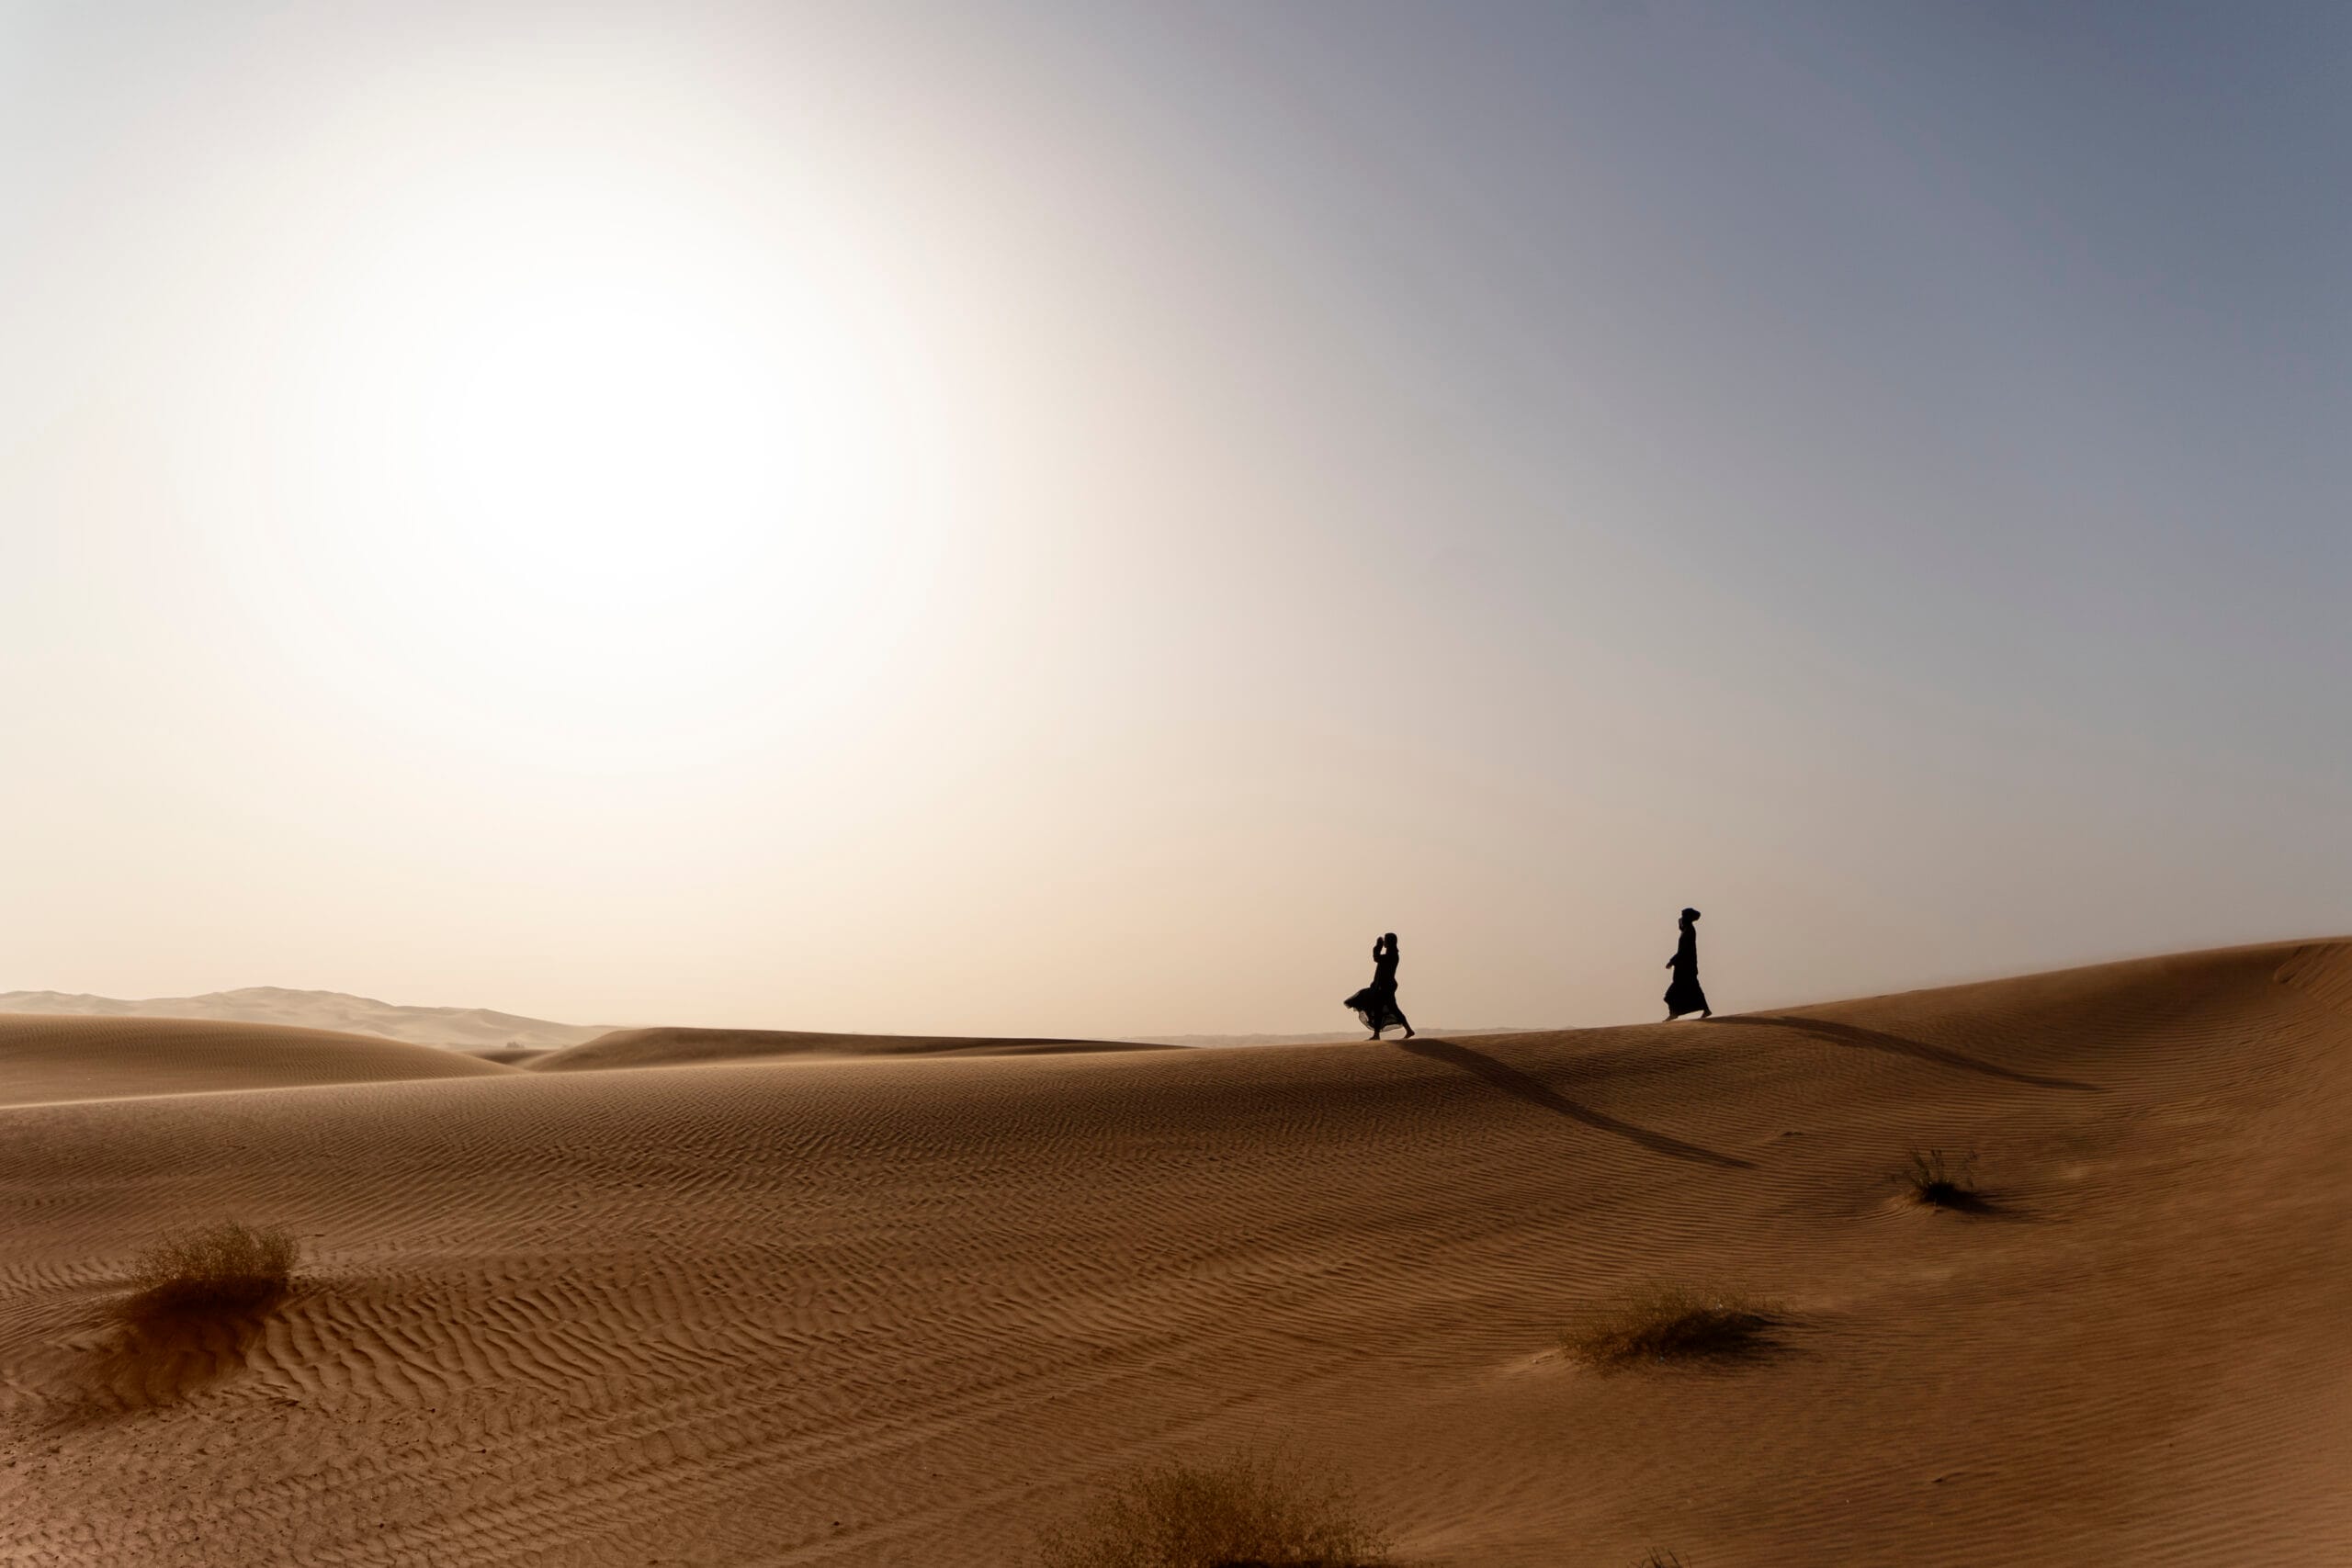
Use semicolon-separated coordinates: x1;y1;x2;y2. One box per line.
1345;931;1414;1040
1664;907;1711;1021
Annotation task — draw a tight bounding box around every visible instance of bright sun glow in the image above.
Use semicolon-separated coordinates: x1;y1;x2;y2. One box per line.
243;159;939;761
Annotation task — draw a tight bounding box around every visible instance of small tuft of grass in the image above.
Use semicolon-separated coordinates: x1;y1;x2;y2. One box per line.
119;1221;300;1324
1563;1284;1785;1370
1899;1147;1989;1213
1035;1443;1390;1568
1629;1553;1688;1568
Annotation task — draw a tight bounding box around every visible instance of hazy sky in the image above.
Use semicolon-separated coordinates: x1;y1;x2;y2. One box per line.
4;2;2346;1036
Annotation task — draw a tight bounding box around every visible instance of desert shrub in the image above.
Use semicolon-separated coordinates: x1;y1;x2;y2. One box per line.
1035;1444;1390;1568
1630;1552;1687;1568
1899;1147;1986;1212
1563;1284;1783;1370
119;1221;300;1321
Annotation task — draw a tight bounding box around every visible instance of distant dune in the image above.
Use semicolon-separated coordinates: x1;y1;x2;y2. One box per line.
0;987;1516;1058
0;986;608;1051
1132;1025;1531;1048
0;1013;515;1107
2;940;2346;1565
529;1024;1180;1072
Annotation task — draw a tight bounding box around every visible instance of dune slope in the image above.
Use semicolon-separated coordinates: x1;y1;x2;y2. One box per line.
0;1013;516;1108
529;1024;1178;1072
0;987;606;1051
0;941;2345;1566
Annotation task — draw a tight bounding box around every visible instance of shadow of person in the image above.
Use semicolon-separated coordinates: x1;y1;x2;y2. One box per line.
1737;1015;2102;1093
1396;1037;1754;1169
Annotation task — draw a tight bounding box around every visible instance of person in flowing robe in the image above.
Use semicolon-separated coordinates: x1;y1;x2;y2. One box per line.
1664;907;1712;1021
1344;931;1415;1039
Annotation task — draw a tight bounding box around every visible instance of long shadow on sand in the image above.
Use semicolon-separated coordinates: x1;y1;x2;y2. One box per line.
1737;1014;2102;1093
1396;1037;1754;1169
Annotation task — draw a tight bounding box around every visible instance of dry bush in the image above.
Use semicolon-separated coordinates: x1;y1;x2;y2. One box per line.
119;1221;300;1323
1035;1444;1391;1568
1899;1148;1988;1213
51;1222;304;1417
1563;1284;1784;1370
1630;1552;1687;1568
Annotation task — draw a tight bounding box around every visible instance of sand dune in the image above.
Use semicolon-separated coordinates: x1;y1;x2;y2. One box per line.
0;987;608;1051
1132;1027;1529;1048
529;1024;1180;1072
0;1013;516;1108
1;941;2346;1565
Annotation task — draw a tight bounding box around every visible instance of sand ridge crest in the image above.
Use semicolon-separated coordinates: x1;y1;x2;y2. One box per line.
526;1024;1182;1073
0;1013;517;1109
0;987;610;1052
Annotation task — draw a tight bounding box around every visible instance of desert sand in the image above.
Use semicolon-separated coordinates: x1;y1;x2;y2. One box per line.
2;940;2346;1565
0;987;610;1053
528;1025;1178;1073
0;1013;514;1109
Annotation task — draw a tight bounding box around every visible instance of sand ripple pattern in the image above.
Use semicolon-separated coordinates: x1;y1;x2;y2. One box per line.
2;942;2346;1566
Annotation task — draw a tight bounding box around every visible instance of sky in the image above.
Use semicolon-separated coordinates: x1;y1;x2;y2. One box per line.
3;1;2346;1037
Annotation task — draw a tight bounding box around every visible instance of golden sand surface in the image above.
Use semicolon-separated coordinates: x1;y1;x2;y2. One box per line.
3;942;2346;1565
0;1013;514;1109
